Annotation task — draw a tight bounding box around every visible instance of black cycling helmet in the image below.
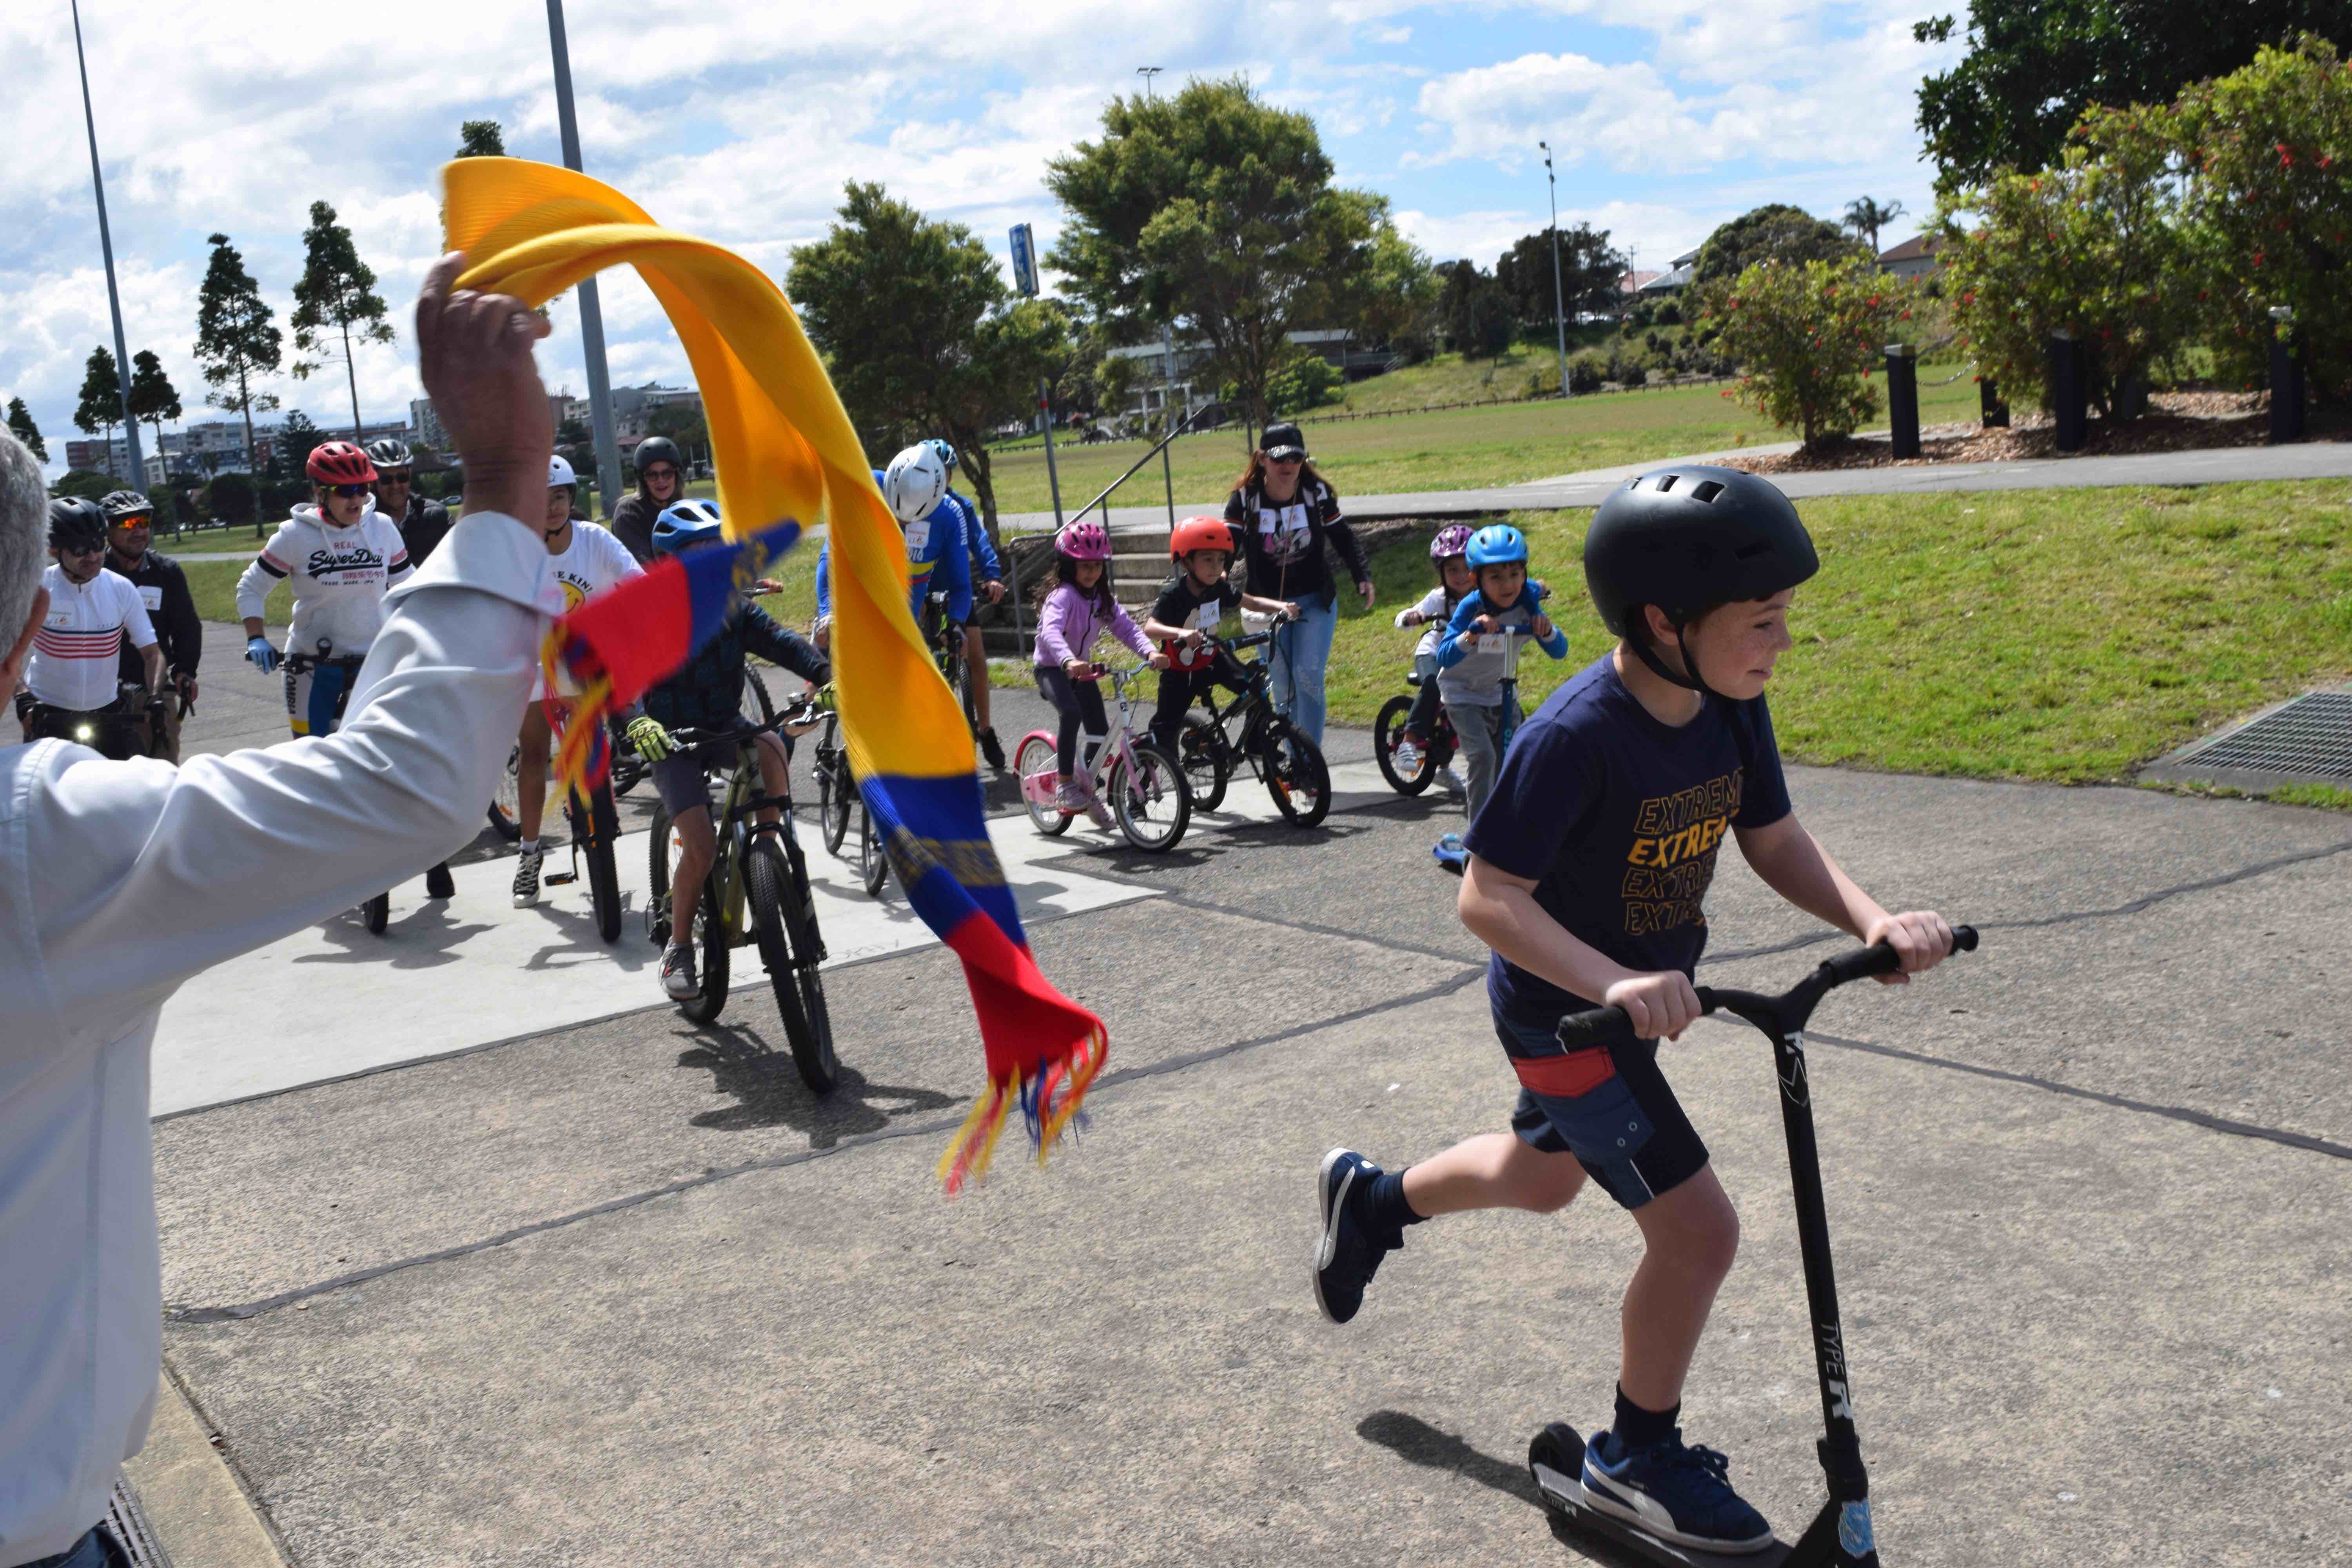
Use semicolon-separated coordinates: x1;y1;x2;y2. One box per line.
365;437;413;471
633;436;683;492
98;488;154;522
1583;465;1817;695
48;497;110;554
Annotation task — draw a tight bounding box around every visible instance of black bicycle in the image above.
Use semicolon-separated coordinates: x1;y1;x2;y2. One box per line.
285;646;392;934
1373;671;1459;796
644;702;838;1093
1529;927;1983;1568
1172;620;1331;827
20;678;171;763
921;589;978;739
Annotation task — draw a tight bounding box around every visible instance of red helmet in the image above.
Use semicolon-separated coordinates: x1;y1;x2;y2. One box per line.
306;441;379;486
1170;516;1236;559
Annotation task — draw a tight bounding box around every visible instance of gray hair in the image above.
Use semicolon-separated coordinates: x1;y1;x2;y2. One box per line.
0;433;45;649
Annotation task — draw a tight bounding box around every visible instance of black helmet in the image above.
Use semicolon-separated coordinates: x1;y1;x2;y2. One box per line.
48;497;110;555
365;437;413;470
633;436;682;490
1583;465;1817;693
99;488;154;522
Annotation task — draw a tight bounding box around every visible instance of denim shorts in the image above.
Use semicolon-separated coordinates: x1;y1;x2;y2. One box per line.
1496;1009;1710;1210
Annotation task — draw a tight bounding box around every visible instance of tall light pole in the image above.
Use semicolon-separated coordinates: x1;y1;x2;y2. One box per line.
546;0;623;518
1137;66;1162;98
1539;140;1569;400
71;0;143;483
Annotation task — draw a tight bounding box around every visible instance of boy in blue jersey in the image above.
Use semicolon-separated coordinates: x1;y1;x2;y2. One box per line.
1311;467;1956;1556
1429;522;1570;838
926;441;1009;769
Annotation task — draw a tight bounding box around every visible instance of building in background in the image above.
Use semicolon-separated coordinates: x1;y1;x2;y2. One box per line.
1876;234;1945;281
1637;249;1700;297
412;394;568;459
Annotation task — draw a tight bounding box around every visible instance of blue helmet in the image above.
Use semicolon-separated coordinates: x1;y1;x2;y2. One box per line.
923;438;958;474
1465;524;1527;568
651;497;724;555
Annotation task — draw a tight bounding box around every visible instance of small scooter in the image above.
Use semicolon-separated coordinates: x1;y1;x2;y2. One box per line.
1528;927;1982;1567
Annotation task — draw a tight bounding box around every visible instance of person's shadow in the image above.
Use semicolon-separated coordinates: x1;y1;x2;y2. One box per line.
293;899;495;970
677;1022;958;1147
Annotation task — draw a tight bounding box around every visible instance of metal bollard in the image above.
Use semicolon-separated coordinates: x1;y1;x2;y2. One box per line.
2047;332;2087;452
1884;344;1920;458
1980;377;2009;428
2269;307;2305;444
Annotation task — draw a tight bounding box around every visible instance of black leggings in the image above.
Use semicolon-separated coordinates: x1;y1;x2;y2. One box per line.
1034;664;1108;776
1149;648;1251;752
1403;653;1445;739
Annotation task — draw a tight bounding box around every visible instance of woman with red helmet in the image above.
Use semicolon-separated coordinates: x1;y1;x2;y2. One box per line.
1140;515;1298;754
236;438;452;900
1030;520;1168;826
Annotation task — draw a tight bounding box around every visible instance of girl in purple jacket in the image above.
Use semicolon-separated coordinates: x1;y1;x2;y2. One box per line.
1033;521;1169;826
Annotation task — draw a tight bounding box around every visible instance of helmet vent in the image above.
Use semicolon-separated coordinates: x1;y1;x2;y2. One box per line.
1653;474;1679;492
1691;480;1726;503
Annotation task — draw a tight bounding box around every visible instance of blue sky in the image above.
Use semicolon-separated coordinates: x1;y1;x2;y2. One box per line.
4;0;1958;469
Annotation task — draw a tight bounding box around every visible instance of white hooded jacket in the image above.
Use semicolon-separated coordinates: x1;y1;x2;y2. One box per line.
234;503;413;659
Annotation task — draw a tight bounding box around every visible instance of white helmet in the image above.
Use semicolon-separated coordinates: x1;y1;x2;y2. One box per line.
549;453;577;488
883;444;948;524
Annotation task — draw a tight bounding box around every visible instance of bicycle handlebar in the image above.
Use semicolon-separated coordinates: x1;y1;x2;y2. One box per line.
661;701;822;753
1552;926;1980;1050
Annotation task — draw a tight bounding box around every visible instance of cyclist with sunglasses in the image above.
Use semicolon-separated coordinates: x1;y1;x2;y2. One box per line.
15;498;163;758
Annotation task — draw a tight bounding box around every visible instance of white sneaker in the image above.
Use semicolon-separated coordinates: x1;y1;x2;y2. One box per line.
1080;779;1116;829
1390;737;1422;776
510;846;543;907
1435;765;1466;798
1054;780;1088;816
660;944;699;999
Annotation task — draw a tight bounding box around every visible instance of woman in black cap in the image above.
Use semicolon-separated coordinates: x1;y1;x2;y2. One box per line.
1223;421;1372;746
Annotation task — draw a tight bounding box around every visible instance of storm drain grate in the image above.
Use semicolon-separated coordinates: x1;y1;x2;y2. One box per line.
108;1477;174;1568
2172;691;2352;780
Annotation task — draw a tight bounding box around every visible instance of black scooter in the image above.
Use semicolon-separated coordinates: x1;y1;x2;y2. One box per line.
1527;927;1981;1568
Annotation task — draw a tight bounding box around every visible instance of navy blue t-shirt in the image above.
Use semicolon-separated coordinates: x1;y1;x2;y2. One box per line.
1461;653;1793;1024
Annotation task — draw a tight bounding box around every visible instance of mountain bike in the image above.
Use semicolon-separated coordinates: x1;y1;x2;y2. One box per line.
1013;662;1192;851
644;699;838;1093
489;664;769;839
285;644;393;934
1171;619;1330;828
810;703;890;898
921;590;978;739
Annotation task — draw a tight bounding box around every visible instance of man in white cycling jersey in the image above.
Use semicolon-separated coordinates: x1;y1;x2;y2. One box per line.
511;453;643;906
237;439;457;900
15;497;165;759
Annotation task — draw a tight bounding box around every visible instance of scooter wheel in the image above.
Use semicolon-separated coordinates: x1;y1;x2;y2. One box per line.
1526;1423;1586;1513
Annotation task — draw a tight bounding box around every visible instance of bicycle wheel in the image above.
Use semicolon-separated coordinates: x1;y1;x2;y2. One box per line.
646;801;677;947
1111;743;1191;853
857;800;889;895
1013;731;1071;836
746;835;838;1094
740;665;775;726
1179;713;1229;813
361;891;390;933
1374;694;1434;796
679;873;731;1026
816;717;851;856
1261;723;1332;828
487;744;523;840
577;785;622;944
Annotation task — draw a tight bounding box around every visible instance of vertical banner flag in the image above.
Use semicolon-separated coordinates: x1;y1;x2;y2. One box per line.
442;159;1104;1192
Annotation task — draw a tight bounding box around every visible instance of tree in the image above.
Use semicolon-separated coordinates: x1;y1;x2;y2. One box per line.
2171;36;2352;400
290;201;395;438
126;350;182;475
1693;205;1863;286
194;232;282;473
7;397;47;461
1936;103;2199;419
1348;211;1442;348
1703;256;1922;450
788;182;1065;531
1843;197;1907;256
74;347;123;474
273;409;328;483
1047;77;1382;428
457;120;506;158
1432;259;1517;358
643;401;709;459
1914;0;2352;191
1495;223;1628;331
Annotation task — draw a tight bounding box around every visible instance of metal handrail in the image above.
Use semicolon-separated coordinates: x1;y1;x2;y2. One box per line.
1063;402;1217;532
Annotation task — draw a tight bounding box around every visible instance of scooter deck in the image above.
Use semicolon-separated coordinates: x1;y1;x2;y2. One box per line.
1530;1432;1791;1568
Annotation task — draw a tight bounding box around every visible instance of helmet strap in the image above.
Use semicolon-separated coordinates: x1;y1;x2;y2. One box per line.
1628;610;1722;701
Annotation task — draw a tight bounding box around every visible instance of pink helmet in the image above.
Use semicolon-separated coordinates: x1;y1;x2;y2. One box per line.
1430;524;1474;562
1057;520;1113;561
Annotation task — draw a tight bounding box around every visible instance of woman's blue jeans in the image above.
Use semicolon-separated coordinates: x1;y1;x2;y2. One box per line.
1269;589;1339;746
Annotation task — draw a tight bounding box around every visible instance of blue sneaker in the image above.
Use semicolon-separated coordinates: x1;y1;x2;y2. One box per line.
1432;833;1467;875
1312;1149;1400;1324
1578;1428;1775;1554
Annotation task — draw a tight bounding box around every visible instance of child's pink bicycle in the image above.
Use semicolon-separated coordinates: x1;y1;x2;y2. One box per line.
1013;662;1193;852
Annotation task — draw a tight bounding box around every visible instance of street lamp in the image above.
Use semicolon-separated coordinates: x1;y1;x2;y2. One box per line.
1137;66;1162;98
1539;140;1569;400
71;0;143;482
546;0;623;519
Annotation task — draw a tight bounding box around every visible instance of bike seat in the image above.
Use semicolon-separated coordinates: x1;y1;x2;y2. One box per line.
1404;671;1423;688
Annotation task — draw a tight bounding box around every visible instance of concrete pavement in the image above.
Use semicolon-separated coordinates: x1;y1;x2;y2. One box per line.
140;744;2352;1565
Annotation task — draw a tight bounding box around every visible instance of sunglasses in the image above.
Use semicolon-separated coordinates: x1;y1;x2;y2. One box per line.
1268;453;1305;465
61;543;105;557
325;483;372;498
377;470;411;484
642;466;678;482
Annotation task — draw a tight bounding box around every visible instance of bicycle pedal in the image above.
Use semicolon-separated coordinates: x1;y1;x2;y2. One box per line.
543;869;579;886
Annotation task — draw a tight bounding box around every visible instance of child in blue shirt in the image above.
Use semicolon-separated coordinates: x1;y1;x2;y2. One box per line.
1311;467;1956;1556
1431;523;1570;833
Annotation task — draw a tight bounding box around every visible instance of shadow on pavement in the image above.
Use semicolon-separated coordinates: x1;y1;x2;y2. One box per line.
291;902;495;970
677;1022;959;1145
1358;1411;1668;1568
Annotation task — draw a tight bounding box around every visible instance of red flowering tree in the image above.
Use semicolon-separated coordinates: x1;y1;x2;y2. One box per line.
1700;256;1919;451
2173;36;2352;400
1935;104;2197;420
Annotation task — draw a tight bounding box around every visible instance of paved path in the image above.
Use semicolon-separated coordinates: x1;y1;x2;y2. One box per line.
1000;438;2352;533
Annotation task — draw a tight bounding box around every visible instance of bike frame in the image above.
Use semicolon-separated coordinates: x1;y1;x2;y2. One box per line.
1552;928;1982;1567
1017;663;1160;813
666;718;811;947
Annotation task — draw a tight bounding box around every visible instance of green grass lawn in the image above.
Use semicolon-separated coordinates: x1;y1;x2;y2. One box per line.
1319;479;2352;785
979;362;1982;520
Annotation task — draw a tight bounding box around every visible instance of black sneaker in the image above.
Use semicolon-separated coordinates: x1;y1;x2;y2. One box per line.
1579;1429;1775;1555
1312;1148;1401;1325
660;944;699;1000
424;861;456;899
978;727;1006;771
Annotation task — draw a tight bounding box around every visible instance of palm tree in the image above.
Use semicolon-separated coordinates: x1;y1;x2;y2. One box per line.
1844;197;1906;258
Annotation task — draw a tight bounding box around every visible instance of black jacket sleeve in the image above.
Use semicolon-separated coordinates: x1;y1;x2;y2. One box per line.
159;561;203;675
740;604;831;684
1317;484;1370;587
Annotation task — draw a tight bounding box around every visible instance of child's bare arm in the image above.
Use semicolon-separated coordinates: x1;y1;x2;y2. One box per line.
1459;855;1702;1037
1241;593;1294;618
1734;814;1954;982
1140;617;1186;642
